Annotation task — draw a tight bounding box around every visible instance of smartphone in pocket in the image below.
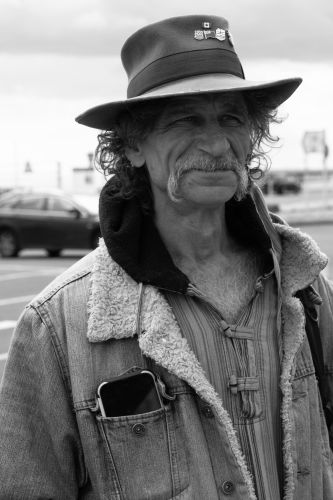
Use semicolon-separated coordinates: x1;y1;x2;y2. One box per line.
97;369;164;417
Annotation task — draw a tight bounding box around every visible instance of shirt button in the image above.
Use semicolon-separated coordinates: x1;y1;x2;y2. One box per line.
201;405;214;418
221;480;235;495
132;423;146;436
220;320;232;337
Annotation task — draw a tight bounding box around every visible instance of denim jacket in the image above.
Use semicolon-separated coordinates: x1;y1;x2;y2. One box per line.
0;221;333;499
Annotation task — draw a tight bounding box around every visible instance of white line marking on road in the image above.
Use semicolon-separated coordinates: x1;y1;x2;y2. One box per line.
0;321;16;330
0;353;8;361
0;295;35;306
0;264;35;271
0;268;67;281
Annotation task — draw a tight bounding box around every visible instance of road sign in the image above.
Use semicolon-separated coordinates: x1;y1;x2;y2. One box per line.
302;130;326;154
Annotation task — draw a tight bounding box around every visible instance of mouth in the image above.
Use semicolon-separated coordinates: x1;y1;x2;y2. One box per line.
186;167;233;173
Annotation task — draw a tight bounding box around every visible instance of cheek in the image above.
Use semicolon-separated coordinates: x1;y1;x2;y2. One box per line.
143;150;172;187
145;162;168;187
229;130;251;160
141;136;175;169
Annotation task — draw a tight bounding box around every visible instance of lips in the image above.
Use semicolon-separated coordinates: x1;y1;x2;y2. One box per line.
189;167;233;172
180;161;238;176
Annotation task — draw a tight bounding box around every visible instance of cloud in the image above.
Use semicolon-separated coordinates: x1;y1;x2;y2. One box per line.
0;0;145;56
0;0;332;61
0;53;126;101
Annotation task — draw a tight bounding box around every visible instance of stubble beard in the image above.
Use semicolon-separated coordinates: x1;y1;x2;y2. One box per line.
167;152;250;203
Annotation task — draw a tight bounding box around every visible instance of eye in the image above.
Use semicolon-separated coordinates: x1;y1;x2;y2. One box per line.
218;114;244;126
157;114;199;133
173;115;199;125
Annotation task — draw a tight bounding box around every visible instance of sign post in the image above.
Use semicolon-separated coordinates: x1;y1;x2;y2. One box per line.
302;130;330;199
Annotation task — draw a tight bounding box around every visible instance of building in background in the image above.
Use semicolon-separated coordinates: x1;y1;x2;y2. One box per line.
72;153;106;195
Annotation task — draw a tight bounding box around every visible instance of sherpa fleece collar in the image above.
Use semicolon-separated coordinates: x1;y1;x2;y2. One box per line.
88;224;327;343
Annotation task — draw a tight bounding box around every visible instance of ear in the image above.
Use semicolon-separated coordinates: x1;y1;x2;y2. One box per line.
125;145;146;167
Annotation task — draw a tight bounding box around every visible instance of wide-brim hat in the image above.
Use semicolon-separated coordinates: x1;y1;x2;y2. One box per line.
76;15;302;130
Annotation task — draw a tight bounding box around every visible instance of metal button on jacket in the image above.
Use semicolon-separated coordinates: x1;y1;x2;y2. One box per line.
221;480;235;495
201;405;214;418
132;423;146;436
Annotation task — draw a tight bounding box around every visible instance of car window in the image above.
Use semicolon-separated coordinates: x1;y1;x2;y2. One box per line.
12;195;46;210
0;194;19;207
47;197;78;213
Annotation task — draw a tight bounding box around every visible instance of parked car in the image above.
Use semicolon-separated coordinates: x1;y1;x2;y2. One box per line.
0;190;100;257
260;175;302;195
0;188;12;197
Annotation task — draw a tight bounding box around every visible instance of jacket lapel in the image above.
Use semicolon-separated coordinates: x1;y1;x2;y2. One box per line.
275;223;327;498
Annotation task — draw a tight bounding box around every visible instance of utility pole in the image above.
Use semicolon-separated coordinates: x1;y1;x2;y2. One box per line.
87;152;94;170
323;143;329;180
56;162;62;190
24;161;33;188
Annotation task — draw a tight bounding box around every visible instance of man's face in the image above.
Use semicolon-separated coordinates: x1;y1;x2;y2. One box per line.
129;93;252;208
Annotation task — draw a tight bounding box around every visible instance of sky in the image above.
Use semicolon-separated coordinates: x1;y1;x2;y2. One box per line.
1;0;333;190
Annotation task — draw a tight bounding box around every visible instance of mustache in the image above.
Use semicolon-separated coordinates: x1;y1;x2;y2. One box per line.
174;152;242;179
167;152;249;202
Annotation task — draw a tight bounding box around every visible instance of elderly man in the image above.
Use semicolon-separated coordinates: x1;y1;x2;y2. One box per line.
0;14;332;500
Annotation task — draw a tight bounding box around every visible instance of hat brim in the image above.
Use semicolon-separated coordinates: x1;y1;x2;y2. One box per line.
75;73;302;130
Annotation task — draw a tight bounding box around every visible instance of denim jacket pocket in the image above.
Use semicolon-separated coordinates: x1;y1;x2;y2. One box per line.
96;404;189;500
292;338;331;474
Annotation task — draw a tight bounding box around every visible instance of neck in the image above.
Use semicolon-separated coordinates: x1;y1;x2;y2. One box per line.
154;199;239;268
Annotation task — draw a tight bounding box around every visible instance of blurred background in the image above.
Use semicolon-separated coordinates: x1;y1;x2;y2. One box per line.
0;0;333;375
1;0;333;190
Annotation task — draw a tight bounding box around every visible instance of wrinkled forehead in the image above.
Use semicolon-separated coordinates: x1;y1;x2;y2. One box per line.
117;91;250;143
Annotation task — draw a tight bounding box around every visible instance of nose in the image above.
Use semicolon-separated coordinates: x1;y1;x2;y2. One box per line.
197;123;231;158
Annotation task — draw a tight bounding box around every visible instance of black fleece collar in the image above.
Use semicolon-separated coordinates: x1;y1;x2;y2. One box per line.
99;177;272;293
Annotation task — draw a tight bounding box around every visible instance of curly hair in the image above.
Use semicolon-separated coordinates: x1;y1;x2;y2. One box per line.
95;92;281;212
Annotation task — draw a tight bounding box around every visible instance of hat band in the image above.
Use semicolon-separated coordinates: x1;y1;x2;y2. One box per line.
127;49;245;98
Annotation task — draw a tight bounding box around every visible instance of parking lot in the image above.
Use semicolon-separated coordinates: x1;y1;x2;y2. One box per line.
0;224;332;382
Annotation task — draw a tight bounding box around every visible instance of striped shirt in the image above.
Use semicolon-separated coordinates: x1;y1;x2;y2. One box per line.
165;265;283;499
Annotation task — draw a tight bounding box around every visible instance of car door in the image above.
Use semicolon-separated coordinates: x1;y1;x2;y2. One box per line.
9;194;48;248
45;196;92;249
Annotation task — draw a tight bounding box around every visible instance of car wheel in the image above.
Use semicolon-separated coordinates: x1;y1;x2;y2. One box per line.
0;229;19;257
47;249;61;257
